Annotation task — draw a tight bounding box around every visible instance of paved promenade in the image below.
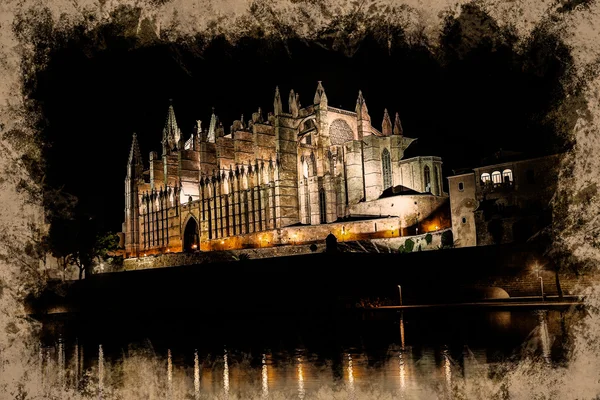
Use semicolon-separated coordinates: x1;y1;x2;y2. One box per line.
365;295;585;311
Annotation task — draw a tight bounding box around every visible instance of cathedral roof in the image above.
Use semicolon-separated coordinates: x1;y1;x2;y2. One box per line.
379;185;424;198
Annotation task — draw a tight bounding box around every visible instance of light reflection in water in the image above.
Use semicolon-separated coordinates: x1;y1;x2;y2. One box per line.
223;348;229;399
539;311;552;364
45;347;51;389
73;339;79;389
194;349;200;400
347;353;356;400
297;356;305;399
442;347;452;399
400;312;406;350
167;349;173;400
58;336;65;388
98;344;104;400
398;350;406;398
261;353;269;398
37;308;577;398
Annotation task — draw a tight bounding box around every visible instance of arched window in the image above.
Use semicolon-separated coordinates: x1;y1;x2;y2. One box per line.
424;165;431;192
319;187;327;224
502;169;513;183
434;166;440;194
382;148;392;189
303;159;309;179
481;173;491;184
492;171;502;184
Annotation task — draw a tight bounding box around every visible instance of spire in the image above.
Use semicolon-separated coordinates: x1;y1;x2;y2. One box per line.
314;81;326;104
128;132;142;164
162;99;182;150
355;90;370;121
207;107;216;143
382;108;392;136
393;112;403;136
127;132;143;178
274;86;283;116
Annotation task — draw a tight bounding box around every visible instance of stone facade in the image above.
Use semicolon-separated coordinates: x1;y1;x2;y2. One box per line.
123;82;449;258
447;152;562;248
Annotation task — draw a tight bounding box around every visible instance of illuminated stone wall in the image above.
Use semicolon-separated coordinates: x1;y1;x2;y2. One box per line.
447;172;478;247
123;82;450;258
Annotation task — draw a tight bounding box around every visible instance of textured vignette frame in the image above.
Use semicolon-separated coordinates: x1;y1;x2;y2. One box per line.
1;0;600;398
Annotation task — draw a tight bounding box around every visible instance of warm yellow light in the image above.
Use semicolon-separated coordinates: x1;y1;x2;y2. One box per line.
221;240;225;244
435;225;439;230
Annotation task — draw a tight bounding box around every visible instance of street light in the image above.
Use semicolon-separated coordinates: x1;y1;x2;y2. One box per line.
398;285;403;306
534;263;545;300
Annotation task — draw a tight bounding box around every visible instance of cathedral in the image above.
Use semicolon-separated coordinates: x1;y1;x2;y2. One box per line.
123;82;448;258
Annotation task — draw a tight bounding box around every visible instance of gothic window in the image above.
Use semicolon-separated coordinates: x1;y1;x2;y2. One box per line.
424;165;431;192
329;119;354;145
502;169;513;183
382;148;392;189
492;171;502;184
303;159;309;179
319;187;327;224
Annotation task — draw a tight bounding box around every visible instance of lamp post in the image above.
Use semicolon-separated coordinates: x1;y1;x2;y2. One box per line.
398;285;403;306
534;263;545;300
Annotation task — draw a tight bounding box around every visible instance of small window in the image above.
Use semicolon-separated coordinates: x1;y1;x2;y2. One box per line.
458;182;464;191
502;169;513;183
462;217;467;224
491;171;502;184
481;173;491;184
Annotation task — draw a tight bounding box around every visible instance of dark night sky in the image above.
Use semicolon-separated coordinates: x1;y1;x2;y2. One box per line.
29;5;573;235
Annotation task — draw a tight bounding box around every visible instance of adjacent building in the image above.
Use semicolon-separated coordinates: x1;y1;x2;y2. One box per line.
447;150;562;247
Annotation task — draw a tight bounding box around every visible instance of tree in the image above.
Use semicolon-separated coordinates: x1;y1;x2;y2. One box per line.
44;190;121;279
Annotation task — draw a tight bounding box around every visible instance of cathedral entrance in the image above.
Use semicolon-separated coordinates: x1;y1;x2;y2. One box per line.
183;217;199;252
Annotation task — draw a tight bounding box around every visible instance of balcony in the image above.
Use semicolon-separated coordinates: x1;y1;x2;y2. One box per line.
479;180;514;196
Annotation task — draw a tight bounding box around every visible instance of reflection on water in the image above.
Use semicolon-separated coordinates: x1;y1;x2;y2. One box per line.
262;353;269;398
194;349;200;400
297;355;305;399
98;344;104;399
538;311;552;364
347;353;355;400
35;308;581;399
223;348;229;399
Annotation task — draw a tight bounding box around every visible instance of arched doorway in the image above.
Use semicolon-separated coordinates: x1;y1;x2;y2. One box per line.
183;217;199;252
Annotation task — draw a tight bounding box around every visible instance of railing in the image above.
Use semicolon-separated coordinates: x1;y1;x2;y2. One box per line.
479;180;514;194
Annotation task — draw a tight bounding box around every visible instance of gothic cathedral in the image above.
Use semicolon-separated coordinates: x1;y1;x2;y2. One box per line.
123;82;446;257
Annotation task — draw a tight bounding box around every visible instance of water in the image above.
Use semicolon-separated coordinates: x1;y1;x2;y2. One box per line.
35;306;581;399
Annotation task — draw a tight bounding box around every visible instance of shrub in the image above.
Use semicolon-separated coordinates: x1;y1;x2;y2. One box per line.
404;238;415;252
425;233;433;245
441;230;454;248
